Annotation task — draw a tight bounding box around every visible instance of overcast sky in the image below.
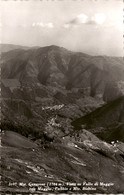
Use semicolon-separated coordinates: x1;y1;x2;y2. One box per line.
1;0;123;56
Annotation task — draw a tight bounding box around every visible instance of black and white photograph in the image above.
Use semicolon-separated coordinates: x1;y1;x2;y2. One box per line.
0;0;124;194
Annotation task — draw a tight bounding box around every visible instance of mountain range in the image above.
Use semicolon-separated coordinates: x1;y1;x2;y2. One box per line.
1;44;124;194
1;44;124;99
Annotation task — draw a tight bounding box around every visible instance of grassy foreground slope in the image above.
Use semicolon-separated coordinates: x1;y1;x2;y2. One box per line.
1;130;124;194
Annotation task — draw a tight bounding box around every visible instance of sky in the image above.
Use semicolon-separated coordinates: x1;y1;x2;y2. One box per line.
1;0;124;56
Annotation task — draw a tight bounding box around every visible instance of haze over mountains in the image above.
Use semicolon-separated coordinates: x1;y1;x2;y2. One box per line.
0;44;40;53
1;44;124;194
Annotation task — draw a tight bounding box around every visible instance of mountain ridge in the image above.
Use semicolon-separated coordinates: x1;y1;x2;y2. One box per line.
2;45;124;98
71;96;124;142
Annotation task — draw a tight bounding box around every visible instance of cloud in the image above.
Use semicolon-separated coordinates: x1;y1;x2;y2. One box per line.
32;22;54;28
64;13;106;28
45;23;54;28
92;13;106;25
70;14;88;24
64;13;88;28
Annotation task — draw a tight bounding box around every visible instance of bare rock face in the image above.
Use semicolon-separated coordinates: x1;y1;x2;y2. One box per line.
103;81;124;102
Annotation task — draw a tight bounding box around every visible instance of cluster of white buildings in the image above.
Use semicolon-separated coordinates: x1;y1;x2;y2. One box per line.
42;104;64;111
